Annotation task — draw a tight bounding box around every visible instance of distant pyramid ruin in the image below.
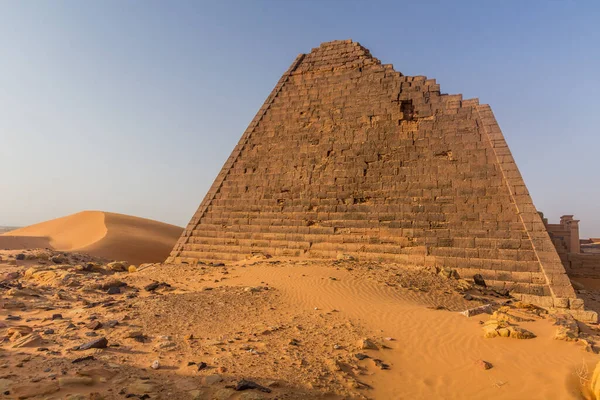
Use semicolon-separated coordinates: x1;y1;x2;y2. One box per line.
168;40;594;320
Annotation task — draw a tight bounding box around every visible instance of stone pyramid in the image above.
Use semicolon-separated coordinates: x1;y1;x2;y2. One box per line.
168;40;593;319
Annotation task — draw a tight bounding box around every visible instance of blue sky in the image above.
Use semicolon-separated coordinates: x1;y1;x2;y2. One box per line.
0;1;599;237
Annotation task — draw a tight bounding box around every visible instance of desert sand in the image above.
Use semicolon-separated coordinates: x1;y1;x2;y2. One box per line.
0;211;183;265
1;250;600;399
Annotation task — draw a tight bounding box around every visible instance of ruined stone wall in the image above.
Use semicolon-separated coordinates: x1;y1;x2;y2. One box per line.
168;40;591;318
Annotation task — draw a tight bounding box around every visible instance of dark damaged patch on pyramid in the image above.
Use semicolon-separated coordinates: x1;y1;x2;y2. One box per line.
167;39;595;321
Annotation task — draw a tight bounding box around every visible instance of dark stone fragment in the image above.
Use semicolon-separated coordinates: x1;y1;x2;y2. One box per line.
87;320;103;330
464;293;474;301
197;362;208;371
52;314;63;320
144;282;160;292
43;329;55;335
6;315;22;321
15;253;25;260
72;355;95;363
355;353;369;360
77;337;108;350
106;320;119;328
473;274;486;287
234;379;272;393
373;359;390;370
106;287;121;295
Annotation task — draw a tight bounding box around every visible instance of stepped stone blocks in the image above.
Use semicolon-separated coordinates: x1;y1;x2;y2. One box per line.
168;39;595;321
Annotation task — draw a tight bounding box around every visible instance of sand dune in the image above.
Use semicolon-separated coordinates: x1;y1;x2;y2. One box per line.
0;211;182;264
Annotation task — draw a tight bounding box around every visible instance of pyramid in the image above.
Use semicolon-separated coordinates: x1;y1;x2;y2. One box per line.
168;40;594;320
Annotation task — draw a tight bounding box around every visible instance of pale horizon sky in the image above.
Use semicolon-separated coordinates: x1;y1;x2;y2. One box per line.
1;1;599;237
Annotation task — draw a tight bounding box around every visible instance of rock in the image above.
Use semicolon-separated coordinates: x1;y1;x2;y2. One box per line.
551;313;580;342
439;267;459;279
127;380;156;394
355;353;369;360
358;338;378;350
77;337;108;350
52;313;63;320
106;286;121;295
234;379;272;393
12;333;43;348
188;390;203;400
58;376;94;387
244;286;263;293
7;325;33;339
107;261;128;272
145;282;160;292
151;360;160;370
15;253;25;260
51;255;66;264
482;324;500;339
128;265;137;273
87;321;103;330
72;355;95;364
205;374;223;385
125;330;146;342
459;303;492;317
497;328;510;338
508;326;536;339
12;381;59;399
100;279;127;290
197;361;208;371
106;320;119;328
336;253;355;261
373;359;390;370
473;274;486;287
475;359;493;370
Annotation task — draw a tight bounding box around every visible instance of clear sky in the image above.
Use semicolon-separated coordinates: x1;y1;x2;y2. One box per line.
0;1;599;237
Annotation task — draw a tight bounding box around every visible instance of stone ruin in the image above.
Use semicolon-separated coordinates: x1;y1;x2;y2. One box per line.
167;40;596;321
542;213;600;281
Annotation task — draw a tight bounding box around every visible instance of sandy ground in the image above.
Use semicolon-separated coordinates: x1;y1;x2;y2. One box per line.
0;212;182;265
1;249;600;400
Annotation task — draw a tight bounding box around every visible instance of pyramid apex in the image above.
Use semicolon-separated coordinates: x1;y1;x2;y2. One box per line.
294;39;381;74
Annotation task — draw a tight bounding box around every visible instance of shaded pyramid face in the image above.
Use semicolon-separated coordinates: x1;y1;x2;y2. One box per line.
168;40;589;316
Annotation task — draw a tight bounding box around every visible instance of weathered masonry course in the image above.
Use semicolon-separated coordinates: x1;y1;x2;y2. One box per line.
168;40;595;321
